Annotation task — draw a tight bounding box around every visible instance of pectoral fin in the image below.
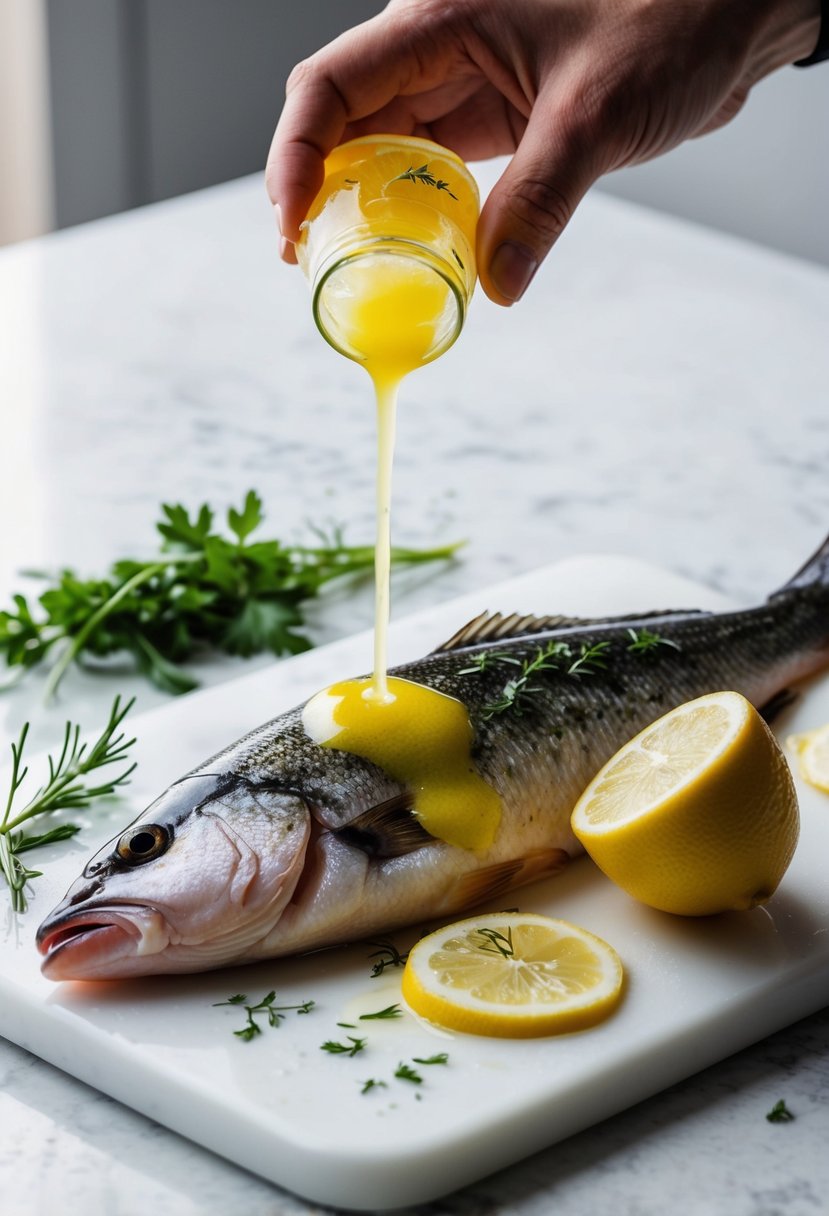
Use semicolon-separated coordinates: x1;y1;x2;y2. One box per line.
450;847;570;909
335;794;434;858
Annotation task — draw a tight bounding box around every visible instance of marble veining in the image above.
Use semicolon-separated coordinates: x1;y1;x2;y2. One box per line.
0;159;828;1214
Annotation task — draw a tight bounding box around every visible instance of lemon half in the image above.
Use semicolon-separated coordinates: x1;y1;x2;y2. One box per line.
787;724;829;793
571;691;799;916
401;912;624;1038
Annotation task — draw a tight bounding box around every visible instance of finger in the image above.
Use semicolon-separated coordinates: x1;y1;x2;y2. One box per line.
476;85;601;306
266;9;458;240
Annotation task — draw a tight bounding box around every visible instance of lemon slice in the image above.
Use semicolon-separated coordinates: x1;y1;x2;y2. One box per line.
401;912;624;1038
787;724;829;793
571;691;799;916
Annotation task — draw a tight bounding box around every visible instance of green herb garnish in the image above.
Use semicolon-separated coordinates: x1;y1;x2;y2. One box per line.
0;491;459;699
390;164;457;199
626;627;680;654
0;696;136;912
480;641;570;719
394;1062;423;1084
367;938;409;977
321;1036;367;1057
359;1004;403;1021
214;991;315;1040
412;1053;449;1066
475;927;514;958
766;1099;795;1123
360;1078;388;1094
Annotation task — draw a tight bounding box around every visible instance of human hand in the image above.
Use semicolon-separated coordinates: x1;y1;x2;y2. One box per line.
267;0;820;305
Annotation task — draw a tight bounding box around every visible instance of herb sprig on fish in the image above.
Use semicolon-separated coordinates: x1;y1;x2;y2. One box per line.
0;697;135;912
0;491;460;699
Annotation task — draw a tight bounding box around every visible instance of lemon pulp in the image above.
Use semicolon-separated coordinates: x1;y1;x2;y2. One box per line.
571;691;799;916
787;723;829;793
401;912;624;1038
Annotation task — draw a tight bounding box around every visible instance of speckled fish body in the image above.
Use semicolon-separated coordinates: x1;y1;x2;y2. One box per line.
37;536;829;980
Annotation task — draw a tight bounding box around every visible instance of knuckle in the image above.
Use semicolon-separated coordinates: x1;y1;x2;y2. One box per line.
285;56;314;96
507;176;574;243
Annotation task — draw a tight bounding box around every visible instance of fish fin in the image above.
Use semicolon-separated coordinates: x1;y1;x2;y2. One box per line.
451;848;570;908
335;794;434;858
435;608;710;653
771;532;829;595
758;688;799;724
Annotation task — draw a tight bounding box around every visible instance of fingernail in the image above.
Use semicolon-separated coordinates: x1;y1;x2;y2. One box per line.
275;203;283;235
490;241;538;303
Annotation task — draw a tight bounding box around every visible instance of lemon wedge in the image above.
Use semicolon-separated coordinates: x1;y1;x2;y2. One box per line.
787;724;829;793
571;691;799;916
401;912;624;1038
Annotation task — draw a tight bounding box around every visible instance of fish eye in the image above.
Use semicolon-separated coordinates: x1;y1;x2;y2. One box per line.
116;824;170;865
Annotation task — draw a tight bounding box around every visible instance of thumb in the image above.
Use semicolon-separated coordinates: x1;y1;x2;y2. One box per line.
477;96;600;306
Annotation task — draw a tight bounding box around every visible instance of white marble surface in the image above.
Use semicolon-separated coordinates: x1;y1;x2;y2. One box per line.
0;158;828;1214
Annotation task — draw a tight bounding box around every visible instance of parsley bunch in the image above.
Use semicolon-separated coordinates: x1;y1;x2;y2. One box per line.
0;491;459;699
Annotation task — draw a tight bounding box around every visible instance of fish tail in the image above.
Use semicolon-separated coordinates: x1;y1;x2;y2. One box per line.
771;530;829;597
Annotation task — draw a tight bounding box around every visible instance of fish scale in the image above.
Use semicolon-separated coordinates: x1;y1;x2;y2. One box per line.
35;534;829;979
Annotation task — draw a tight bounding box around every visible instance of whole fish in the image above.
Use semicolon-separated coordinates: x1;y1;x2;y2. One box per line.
37;536;829;980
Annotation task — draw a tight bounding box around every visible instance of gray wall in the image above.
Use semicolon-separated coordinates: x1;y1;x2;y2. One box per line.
47;2;829;268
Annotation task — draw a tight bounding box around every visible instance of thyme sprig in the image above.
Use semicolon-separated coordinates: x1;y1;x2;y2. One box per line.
477;638;613;719
390;163;458;199
359;1004;403;1021
0;696;136;912
321;1036;367;1057
214;991;315;1040
626;627;680;654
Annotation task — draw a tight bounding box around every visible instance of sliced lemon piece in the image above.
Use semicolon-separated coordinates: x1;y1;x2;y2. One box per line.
571;691;799;916
787;724;829;793
401;912;624;1038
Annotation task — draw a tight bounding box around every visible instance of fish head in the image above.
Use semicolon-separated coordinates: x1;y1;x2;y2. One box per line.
36;772;310;981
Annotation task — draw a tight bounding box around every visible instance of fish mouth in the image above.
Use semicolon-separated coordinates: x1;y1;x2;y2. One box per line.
37;904;170;981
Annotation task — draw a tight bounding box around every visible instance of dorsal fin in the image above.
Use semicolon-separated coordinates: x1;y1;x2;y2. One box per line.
434;607;711;654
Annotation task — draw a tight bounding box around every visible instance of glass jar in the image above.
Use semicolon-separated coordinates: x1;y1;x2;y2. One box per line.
295;135;479;367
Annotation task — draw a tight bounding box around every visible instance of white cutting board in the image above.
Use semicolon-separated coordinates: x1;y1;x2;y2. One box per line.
1;555;828;1212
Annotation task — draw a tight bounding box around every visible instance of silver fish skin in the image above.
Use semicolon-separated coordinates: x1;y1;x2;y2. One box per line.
37;535;829;981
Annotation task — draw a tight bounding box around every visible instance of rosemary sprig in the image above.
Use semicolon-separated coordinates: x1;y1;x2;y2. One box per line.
214;991;315;1040
0;696;136;912
480;641;571;719
475;927;515;958
390;163;458;199
359;1004;403;1021
321;1036;367;1057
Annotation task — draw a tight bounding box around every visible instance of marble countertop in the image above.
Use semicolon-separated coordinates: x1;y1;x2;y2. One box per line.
0;159;827;1215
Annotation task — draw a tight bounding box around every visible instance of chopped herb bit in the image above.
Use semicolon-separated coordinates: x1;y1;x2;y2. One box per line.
412;1053;449;1066
359;1004;403;1021
367;939;409;977
321;1036;367;1057
390;164;458;199
394;1062;423;1084
215;991;315;1039
452;248;465;270
766;1099;795;1123
626;627;681;654
459;650;521;676
0;696;136;912
360;1078;388;1094
475;927;514;958
337;1021;357;1029
0;491;460;698
567;640;611;677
